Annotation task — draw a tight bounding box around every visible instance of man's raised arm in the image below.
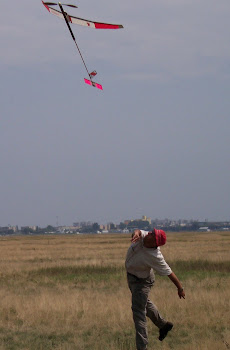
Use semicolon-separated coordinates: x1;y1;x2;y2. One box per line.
131;229;142;242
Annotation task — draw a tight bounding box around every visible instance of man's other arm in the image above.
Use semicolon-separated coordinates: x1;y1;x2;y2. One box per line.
168;272;185;299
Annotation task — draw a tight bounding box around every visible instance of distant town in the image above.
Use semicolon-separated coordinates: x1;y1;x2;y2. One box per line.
1;215;230;235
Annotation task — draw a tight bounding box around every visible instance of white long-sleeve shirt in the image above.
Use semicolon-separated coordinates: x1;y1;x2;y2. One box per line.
125;230;172;278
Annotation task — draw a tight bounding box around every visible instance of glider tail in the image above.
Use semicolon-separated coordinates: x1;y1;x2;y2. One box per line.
89;70;97;78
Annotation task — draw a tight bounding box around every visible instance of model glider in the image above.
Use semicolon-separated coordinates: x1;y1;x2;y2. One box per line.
42;1;123;90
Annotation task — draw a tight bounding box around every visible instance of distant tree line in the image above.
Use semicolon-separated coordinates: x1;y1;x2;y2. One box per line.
1;220;230;235
78;223;100;233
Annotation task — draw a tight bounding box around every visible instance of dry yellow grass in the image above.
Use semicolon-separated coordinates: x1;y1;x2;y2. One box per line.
0;232;229;349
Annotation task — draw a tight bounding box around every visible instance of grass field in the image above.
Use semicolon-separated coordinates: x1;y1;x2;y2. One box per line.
0;231;229;350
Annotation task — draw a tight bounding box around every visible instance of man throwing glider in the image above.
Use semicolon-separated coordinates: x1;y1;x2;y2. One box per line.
125;229;185;350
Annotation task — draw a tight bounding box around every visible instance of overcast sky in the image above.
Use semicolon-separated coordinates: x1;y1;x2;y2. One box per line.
1;0;230;227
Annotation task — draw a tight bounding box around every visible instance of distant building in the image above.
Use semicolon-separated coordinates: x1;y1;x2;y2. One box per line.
0;227;9;233
59;226;80;233
0;226;19;234
122;229;129;233
21;226;38;232
124;215;151;226
10;226;19;232
142;216;151;225
199;227;210;232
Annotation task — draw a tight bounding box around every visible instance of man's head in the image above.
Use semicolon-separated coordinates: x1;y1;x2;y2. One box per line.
143;229;167;248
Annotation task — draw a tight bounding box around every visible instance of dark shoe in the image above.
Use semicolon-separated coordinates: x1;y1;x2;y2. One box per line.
159;322;173;341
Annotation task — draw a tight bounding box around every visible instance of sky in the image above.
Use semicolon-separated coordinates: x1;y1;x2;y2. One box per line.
1;0;230;227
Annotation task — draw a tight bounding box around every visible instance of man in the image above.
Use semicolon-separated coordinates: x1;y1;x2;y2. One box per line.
125;228;185;350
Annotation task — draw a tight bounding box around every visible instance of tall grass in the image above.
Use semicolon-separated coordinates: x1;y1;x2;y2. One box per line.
0;232;229;349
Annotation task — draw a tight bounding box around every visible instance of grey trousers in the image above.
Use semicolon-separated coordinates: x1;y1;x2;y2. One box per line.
127;272;167;350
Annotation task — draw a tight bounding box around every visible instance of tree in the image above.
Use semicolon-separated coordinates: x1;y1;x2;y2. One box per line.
119;222;126;230
109;223;115;230
21;227;33;234
92;223;100;232
46;225;57;232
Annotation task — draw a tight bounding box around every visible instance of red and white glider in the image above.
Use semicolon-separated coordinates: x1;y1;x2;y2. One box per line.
42;1;123;90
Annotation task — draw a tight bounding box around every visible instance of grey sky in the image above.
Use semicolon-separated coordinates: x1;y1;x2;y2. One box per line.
1;0;230;227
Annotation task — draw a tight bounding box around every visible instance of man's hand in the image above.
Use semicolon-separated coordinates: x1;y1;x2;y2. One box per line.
178;288;185;299
131;229;142;243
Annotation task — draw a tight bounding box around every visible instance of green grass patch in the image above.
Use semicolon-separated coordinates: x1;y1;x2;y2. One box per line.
28;265;125;284
113;329;136;350
0;328;74;350
1;259;229;291
169;260;230;280
78;327;136;350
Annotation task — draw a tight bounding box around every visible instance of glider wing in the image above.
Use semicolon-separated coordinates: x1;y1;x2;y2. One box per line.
42;2;64;20
42;2;123;29
84;79;103;90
